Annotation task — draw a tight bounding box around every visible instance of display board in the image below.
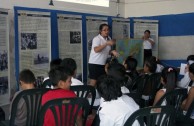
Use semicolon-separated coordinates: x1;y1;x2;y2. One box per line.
17;10;51;86
0;8;10;106
112;18;130;39
57;14;83;78
116;39;143;68
134;19;158;57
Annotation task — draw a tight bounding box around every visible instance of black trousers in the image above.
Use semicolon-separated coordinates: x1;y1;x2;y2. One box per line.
144;49;152;62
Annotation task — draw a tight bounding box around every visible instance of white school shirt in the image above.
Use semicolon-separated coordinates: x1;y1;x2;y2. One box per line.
143;38;154;49
71;77;83;86
89;34;111;65
177;72;191;88
99;95;139;126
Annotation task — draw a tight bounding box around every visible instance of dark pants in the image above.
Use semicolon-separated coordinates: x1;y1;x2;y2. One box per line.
144;49;152;63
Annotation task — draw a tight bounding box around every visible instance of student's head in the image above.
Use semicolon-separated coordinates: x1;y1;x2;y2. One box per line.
105;57;118;73
50;58;62;70
187;55;194;66
144;57;157;73
107;63;126;85
123;56;138;72
144;30;151;38
97;75;122;101
161;67;177;93
60;58;77;77
19;69;36;90
99;24;110;38
189;63;194;81
49;66;72;90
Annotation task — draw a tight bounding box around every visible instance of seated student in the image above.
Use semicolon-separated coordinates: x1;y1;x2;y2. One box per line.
60;58;83;86
10;69;36;126
97;75;139;126
43;58;62;89
153;67;178;106
149;56;164;73
41;66;82;126
142;57;157;99
181;63;194;117
123;56;139;82
178;55;194;88
104;57;118;74
107;63;130;94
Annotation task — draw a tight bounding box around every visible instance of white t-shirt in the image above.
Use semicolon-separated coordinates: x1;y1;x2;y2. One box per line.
71;77;83;86
89;34;111;65
143;38;154;49
99;95;139;126
177;72;192;88
156;64;164;73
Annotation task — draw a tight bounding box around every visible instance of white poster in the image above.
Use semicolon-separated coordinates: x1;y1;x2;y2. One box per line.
112;18;130;39
57;14;83;78
0;8;10;106
18;10;51;86
134;19;159;57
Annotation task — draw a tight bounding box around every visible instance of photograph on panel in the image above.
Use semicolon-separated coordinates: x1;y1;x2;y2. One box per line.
0;50;8;71
0;76;8;95
33;51;49;66
21;33;37;50
70;31;81;44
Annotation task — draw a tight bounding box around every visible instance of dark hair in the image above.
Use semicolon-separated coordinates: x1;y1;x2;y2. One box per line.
60;58;77;76
49;66;72;87
187;55;194;62
144;30;151;34
107;63;126;85
97;75;122;101
99;23;109;31
161;67;177;93
106;57;118;66
124;57;138;72
144;57;157;73
189;63;194;75
19;69;36;84
50;58;62;70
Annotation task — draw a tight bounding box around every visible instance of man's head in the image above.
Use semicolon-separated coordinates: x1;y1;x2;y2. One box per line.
50;58;62;70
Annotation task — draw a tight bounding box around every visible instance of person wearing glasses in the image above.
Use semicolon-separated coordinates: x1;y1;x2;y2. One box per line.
88;23;119;87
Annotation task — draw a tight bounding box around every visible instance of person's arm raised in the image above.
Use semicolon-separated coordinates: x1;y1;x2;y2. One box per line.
94;40;114;53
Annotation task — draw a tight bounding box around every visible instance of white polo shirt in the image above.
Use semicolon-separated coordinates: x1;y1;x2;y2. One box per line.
89;34;111;65
99;95;139;126
143;38;154;49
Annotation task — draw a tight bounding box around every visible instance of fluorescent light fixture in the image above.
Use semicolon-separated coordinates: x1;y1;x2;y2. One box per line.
55;0;109;7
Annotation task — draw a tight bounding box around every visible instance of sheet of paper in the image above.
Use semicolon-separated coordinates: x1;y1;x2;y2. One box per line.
180;63;187;75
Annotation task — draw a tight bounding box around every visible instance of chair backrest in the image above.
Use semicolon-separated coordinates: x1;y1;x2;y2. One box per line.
70;85;96;112
10;88;49;126
0;107;5;121
124;106;175;126
38;97;90;126
41;79;53;88
155;88;187;114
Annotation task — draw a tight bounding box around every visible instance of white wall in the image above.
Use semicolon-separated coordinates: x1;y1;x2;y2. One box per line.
0;0;125;17
125;0;194;17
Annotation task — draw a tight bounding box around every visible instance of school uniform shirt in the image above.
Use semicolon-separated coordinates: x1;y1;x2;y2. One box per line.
156;64;164;73
177;72;192;88
99;95;139;126
143;38;154;49
71;77;84;86
89;34;111;65
41;89;77;126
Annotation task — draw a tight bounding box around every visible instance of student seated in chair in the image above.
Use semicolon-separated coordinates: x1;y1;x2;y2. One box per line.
153;67;178;106
10;69;36;126
181;63;194;118
41;66;82;126
97;75;139;126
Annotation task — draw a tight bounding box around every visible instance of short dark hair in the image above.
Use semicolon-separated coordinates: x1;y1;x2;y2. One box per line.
161;67;177;93
99;23;110;31
97;75;122;101
107;63;126;83
189;63;194;75
60;58;77;76
144;30;151;34
19;69;36;84
124;57;138;72
187;55;194;62
50;58;62;70
144;57;157;73
49;66;72;87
